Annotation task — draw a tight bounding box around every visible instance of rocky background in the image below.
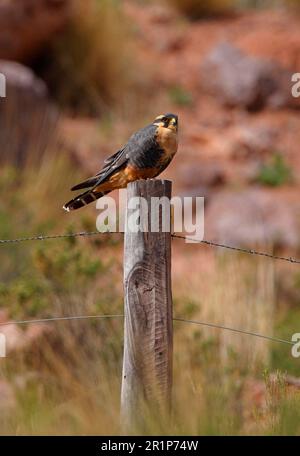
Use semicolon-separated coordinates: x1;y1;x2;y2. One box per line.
1;0;300;248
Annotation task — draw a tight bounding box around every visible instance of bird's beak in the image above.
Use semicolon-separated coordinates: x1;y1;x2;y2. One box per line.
169;117;178;131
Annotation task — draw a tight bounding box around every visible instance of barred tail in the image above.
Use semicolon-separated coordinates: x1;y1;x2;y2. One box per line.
63;189;110;212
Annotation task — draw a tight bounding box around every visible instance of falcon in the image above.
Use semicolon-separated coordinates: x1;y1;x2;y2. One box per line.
63;113;178;211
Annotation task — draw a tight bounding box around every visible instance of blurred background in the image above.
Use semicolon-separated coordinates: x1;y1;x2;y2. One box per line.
0;0;300;435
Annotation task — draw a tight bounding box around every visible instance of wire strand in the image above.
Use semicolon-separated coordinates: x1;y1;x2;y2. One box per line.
0;314;124;327
173;317;294;346
0;314;294;346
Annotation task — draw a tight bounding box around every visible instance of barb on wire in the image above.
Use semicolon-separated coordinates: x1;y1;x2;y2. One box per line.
171;234;300;265
0;313;294;347
0;231;102;244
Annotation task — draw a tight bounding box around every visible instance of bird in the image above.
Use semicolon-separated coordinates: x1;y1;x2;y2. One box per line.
63;113;178;211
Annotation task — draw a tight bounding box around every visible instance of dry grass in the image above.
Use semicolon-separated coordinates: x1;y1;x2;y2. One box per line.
167;0;237;19
285;0;300;10
172;245;275;371
37;0;134;115
167;0;300;18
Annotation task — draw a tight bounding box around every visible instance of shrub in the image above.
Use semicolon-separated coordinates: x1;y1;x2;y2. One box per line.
257;153;293;187
168;85;193;106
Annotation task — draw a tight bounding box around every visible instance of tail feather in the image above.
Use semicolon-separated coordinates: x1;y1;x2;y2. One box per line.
71;177;98;191
63;189;110;212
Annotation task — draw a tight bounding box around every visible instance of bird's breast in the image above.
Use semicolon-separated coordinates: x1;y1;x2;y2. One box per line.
156;126;178;161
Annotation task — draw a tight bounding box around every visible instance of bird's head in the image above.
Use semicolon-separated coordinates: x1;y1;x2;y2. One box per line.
153;113;178;132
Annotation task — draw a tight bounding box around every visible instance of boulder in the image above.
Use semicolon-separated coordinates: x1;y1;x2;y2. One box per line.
0;0;72;62
0;60;58;166
178;161;226;189
200;42;300;111
206;188;300;248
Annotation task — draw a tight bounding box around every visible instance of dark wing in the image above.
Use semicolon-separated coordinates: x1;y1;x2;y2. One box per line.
70;123;156;191
71;148;128;191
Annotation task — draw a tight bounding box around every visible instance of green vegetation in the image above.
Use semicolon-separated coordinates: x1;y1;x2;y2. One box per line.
257;153;293;187
168;85;193;106
0;156;124;434
271;308;300;376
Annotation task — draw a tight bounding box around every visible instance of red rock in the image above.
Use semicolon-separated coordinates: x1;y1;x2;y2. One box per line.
0;0;72;62
0;60;58;167
206;188;300;248
200;42;299;110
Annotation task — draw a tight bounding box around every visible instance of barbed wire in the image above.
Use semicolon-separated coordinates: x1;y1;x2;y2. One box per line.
0;313;294;347
172;234;300;265
0;230;299;264
0;231;101;244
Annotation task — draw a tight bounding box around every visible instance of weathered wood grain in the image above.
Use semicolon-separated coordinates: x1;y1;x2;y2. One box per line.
121;179;173;432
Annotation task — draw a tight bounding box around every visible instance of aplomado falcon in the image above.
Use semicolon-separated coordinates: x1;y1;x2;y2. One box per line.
63;113;178;211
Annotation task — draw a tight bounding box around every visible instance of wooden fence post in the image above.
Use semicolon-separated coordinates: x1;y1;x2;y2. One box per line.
121;179;173;432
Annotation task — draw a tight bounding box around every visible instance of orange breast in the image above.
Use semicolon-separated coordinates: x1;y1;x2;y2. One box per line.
94;166;159;193
156;126;178;162
124;165;159;181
